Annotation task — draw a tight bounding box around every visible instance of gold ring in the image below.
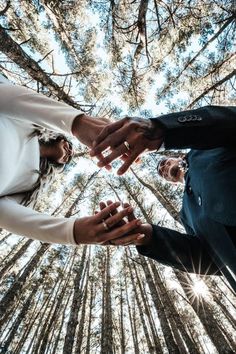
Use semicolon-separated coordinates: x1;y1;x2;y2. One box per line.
102;219;109;231
124;141;130;150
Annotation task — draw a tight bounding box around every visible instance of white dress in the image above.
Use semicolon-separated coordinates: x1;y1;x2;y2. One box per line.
0;76;82;245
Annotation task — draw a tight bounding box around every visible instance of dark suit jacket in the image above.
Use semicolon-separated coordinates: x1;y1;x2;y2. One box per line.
137;106;236;292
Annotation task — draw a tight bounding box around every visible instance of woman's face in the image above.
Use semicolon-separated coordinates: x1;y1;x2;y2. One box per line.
53;139;74;164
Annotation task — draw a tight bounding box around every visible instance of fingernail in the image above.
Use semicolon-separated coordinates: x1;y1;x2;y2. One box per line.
137;234;145;240
127;207;133;212
115;202;120;207
136;220;142;226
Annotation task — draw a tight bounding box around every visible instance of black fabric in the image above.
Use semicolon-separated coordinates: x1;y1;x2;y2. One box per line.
137;105;236;293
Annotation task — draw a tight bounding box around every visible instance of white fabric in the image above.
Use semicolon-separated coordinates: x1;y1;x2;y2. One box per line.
0;78;81;245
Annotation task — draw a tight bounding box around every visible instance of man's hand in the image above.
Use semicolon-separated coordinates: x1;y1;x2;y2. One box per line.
90;117;164;175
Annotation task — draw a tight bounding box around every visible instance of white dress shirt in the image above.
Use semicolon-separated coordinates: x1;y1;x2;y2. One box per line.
0;76;81;245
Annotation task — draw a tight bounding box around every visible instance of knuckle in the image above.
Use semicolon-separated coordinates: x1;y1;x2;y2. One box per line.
129;121;137;129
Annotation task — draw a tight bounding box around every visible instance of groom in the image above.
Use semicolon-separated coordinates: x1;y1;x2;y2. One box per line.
91;106;236;292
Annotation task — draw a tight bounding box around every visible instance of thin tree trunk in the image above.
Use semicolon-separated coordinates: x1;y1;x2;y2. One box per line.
137;256;180;353
126;253;157;353
100;248;113;354
0;239;32;278
130;252;163;353
130;169;180;222
75;256;90;353
149;260;200;353
0;243;49;325
124;270;140;354
85;280;94;354
0;25;82;109
62;246;88;354
188;69;236;108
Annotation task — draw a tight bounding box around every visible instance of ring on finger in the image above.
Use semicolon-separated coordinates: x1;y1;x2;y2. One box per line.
102;219;109;231
124;141;130;151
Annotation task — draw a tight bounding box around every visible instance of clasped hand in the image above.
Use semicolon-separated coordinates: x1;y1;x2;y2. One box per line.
74;201;144;246
90;116;164;175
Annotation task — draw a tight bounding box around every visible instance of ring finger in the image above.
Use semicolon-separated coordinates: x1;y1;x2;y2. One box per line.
98;206;134;232
97;143;131;168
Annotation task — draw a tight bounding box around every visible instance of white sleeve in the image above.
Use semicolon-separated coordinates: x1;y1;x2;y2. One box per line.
0;81;82;135
0;196;77;245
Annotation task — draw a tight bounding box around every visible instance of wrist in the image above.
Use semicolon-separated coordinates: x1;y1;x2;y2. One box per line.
138;223;153;246
72;114;89;137
72;114;96;147
147;119;165;140
73;219;81;245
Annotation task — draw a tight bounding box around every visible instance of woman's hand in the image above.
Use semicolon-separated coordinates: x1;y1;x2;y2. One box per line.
73;201;143;245
72;114;112;170
98;201;153;247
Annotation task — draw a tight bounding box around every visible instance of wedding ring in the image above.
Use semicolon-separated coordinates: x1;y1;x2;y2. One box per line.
124;141;130;151
102;219;109;231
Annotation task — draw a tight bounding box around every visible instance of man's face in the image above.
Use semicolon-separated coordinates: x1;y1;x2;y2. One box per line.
157;158;183;183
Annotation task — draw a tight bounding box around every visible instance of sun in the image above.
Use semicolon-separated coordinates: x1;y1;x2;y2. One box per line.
192;279;209;297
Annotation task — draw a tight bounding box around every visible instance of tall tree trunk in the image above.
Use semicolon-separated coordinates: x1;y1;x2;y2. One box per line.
137;256;180;353
75;254;90;353
130;170;180;222
126;253;157;353
62;246;88;354
0;243;49;325
100;248;113;354
149;260;200;353
119;282;126;353
130;251;163;353
0;239;32;278
85;280;94;354
124;270;140;354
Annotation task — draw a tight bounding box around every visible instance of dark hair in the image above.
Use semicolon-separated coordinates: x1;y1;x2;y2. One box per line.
22;131;73;206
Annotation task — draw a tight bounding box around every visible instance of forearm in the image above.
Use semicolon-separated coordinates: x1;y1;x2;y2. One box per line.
152;105;236;150
137;224;221;275
0;82;79;134
0;196;76;245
